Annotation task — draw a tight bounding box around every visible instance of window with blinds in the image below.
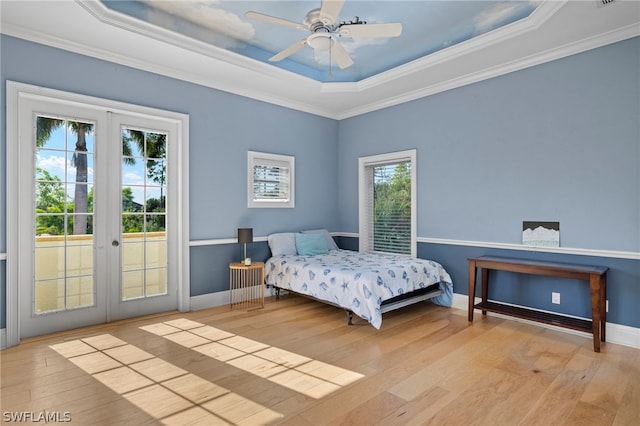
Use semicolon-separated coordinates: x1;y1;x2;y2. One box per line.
248;151;295;208
358;150;416;256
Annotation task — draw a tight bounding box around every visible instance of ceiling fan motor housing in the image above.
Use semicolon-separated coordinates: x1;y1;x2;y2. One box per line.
304;8;337;51
305;8;337;32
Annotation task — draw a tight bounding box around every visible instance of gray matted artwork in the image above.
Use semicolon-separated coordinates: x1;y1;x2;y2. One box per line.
522;221;560;247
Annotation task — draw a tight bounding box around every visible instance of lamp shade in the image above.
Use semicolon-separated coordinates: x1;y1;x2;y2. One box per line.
237;228;253;244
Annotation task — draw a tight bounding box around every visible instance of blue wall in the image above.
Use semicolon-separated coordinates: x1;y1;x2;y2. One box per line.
336;37;640;328
1;34;639;330
338;37;639;253
0;35;339;327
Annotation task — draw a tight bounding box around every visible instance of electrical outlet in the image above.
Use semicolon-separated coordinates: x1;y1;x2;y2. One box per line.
552;292;560;304
606;300;609;313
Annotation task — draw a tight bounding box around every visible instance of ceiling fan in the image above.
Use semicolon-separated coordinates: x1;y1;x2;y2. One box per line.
245;0;402;70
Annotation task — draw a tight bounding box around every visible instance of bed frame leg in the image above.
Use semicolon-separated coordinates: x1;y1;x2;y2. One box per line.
346;310;353;325
275;288;280;300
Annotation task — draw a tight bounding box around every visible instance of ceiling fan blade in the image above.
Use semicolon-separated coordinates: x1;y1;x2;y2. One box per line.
269;39;308;62
339;22;403;38
245;11;306;30
330;40;354;69
319;0;345;25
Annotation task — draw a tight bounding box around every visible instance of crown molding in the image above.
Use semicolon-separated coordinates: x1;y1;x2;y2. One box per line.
337;21;640;119
352;0;565;94
76;0;317;84
2;0;638;120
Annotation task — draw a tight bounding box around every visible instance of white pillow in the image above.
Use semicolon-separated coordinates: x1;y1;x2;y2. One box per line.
267;233;297;256
302;229;339;251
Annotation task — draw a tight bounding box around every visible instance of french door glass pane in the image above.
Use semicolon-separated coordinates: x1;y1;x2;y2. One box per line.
121;127;168;301
66;276;94;309
34;280;64;314
34;116;96;314
122;270;144;300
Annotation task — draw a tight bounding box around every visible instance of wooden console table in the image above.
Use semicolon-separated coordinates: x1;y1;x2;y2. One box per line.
468;256;608;352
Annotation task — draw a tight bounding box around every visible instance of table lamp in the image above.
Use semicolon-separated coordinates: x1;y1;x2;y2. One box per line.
237;228;253;265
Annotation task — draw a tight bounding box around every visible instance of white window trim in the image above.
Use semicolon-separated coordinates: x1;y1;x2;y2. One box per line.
358;149;417;257
247;151;295;208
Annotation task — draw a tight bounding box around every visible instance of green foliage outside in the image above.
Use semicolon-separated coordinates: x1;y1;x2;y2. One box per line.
373;163;411;254
35;121;167;236
35;168;69;235
35;175;165;236
122;187;166;234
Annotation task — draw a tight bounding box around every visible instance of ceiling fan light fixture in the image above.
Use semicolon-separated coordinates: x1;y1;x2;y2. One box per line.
307;33;333;51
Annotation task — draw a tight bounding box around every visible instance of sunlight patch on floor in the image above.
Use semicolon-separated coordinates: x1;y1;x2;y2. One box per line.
49;334;283;425
140;318;365;399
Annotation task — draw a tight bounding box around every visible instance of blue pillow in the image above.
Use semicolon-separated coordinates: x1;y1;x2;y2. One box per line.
295;233;329;256
302;229;339;250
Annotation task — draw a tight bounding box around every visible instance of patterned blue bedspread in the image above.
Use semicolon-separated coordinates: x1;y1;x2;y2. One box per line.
265;249;453;329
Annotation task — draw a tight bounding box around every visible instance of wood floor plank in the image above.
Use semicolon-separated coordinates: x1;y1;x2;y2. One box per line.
333;391;407;425
376;385;451;425
564;400;617;426
475;367;553;425
2;298;638;426
519;351;602;425
580;343;639;416
613;368;640;426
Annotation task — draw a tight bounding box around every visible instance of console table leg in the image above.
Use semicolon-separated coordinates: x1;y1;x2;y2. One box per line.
590;274;602;352
481;268;489;316
468;261;477;322
600;275;607;342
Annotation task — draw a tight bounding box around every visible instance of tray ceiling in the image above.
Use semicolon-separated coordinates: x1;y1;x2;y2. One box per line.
1;0;638;119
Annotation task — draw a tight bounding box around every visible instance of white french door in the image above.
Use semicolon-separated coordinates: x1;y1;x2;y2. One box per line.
108;114;179;321
8;83;189;342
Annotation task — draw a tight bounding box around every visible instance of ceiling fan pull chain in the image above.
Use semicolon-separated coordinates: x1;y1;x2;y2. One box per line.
328;37;333;77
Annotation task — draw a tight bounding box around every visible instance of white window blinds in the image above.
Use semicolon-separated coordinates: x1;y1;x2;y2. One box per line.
248;151;295;208
359;150;416;256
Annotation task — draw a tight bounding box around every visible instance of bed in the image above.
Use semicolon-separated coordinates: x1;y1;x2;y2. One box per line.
265;230;453;329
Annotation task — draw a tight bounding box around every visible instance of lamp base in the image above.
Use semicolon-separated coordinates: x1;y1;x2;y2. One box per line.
243;258;252;266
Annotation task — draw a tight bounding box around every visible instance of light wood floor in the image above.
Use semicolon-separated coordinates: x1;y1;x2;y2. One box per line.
2;295;638;425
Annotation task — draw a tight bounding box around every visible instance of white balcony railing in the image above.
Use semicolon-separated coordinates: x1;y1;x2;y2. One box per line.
34;232;167;313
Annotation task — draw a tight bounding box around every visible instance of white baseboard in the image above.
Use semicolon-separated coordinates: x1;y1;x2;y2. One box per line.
190;290;232;311
452;293;640;349
190;286;277;311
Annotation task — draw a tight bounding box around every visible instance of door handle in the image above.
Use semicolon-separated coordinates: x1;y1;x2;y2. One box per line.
112;240;120;247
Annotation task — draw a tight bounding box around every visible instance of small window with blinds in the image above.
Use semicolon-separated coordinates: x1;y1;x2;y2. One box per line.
358;150;416;256
248;151;295;208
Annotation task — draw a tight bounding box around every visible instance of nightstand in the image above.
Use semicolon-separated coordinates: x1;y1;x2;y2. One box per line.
229;261;265;310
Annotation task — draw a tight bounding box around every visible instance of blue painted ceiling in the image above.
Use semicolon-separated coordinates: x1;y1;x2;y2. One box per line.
101;1;539;83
